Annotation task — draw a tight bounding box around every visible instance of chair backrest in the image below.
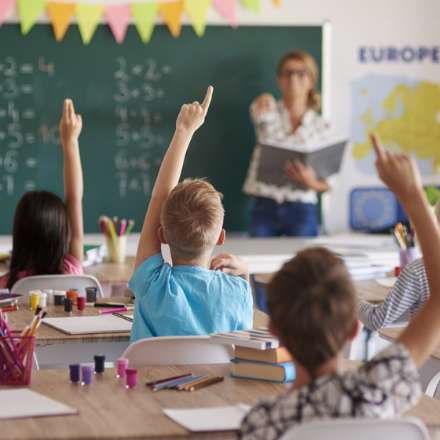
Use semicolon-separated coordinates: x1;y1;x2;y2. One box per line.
11;274;104;299
279;417;430;440
122;336;233;367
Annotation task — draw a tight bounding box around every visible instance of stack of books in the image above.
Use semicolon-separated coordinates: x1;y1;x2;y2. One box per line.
210;329;295;383
0;291;21;312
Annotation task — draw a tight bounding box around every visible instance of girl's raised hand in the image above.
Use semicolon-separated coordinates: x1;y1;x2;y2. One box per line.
175;86;213;135
59;99;82;147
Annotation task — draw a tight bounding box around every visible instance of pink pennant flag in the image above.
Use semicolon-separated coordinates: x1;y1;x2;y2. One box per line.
213;0;237;27
0;0;15;26
106;4;131;44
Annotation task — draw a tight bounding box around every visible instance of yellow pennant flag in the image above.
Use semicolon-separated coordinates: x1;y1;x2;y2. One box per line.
272;0;282;5
131;2;158;43
76;3;103;45
185;0;211;37
47;2;75;41
18;0;45;34
159;1;184;38
240;0;260;13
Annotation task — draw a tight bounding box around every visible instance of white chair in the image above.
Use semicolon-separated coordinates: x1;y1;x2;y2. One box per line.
11;274;104;299
279;418;429;440
122;336;233;367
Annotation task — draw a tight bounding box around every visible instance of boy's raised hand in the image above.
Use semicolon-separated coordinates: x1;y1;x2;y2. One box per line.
176;86;213;135
371;133;422;203
59;98;82;146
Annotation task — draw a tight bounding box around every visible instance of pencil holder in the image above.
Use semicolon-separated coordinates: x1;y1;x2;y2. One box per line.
0;334;35;386
105;235;127;263
399;247;417;269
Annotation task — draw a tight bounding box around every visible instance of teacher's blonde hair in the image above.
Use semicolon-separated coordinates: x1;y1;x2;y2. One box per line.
277;51;321;111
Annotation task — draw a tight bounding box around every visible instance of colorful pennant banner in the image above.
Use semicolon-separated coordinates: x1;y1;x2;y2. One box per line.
1;0;282;44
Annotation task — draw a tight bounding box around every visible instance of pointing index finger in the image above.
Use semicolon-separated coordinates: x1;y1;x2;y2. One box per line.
370;132;385;161
201;85;213;114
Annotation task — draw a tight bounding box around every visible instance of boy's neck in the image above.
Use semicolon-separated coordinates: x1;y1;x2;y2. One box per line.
172;253;212;268
292;355;340;390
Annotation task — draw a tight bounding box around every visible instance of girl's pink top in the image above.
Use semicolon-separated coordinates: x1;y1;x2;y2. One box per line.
0;255;83;289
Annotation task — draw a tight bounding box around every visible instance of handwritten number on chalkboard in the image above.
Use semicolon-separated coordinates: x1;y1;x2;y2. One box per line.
38;57;55;77
114;57;128;80
3;57;16;77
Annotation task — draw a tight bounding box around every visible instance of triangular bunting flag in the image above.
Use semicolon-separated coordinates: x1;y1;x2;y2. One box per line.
106;4;131;44
17;0;45;34
240;0;260;13
159;1;184;38
131;2;158;43
76;4;103;45
0;0;15;27
272;0;282;5
213;0;237;27
47;2;75;41
185;0;211;37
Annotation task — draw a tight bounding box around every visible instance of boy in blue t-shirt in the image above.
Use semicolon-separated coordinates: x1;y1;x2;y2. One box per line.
129;86;253;341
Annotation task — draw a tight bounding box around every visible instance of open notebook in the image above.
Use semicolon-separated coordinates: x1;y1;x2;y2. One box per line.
0;389;77;419
43;314;132;335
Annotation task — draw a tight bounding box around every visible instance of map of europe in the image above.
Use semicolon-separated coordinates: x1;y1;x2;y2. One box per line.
351;75;440;175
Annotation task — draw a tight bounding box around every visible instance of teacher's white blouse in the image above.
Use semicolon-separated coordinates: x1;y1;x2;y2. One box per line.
243;101;330;204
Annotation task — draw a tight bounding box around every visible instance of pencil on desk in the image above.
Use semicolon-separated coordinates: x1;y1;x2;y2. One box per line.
182;376;224;392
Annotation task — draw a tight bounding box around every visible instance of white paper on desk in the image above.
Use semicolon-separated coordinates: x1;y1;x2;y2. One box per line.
376;277;397;288
163;404;251;432
0;389;77;420
43;314;132;334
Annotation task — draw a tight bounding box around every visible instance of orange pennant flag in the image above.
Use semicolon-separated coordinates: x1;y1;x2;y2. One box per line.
272;0;282;5
159;1;184;38
47;2;75;41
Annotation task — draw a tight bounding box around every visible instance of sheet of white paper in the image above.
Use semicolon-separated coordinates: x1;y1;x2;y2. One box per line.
43;314;132;334
0;389;77;420
376;277;397;288
163;405;251;432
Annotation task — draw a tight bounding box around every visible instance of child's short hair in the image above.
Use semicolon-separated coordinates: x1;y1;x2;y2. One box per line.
160;179;224;260
267;247;357;377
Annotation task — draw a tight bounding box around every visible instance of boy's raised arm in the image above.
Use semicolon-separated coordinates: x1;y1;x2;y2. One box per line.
134;86;214;269
60;99;84;262
372;133;440;367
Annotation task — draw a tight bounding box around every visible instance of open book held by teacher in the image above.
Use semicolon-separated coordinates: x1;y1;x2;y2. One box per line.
256;138;348;190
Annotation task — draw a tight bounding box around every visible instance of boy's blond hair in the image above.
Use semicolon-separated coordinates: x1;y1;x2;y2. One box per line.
160;179;224;260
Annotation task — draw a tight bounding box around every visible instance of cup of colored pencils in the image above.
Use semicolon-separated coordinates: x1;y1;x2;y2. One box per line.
392;223;417;269
0;308;45;385
99;216;135;264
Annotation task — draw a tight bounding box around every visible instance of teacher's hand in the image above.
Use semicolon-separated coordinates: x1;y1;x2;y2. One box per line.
253;93;277;117
284;160;329;192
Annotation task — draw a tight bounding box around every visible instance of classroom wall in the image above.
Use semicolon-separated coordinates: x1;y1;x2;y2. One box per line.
5;0;440;232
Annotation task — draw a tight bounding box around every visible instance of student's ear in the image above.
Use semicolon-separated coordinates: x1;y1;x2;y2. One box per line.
216;228;225;246
348;320;361;341
157;225;167;244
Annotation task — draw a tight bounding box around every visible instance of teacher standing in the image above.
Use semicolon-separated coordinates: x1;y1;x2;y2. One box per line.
243;51;330;237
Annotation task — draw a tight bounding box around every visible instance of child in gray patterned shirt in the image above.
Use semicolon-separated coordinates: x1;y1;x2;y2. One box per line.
240;133;440;440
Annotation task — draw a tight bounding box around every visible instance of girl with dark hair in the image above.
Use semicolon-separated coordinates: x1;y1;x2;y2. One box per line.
0;99;84;290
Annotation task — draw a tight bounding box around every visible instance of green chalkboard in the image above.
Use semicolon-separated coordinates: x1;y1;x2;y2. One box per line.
0;23;322;233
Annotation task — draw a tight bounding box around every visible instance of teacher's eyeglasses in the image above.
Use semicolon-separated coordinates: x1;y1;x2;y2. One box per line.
278;68;309;79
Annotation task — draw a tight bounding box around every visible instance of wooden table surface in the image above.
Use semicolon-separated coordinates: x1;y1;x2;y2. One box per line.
254;274;391;305
7;304;269;346
8;301;132;345
1;361;440;440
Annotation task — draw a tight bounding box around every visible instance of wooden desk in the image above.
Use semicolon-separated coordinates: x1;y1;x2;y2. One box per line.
8;303;131;368
84;257;135;286
1;362;439;440
7;304;268;369
254;274;391;305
